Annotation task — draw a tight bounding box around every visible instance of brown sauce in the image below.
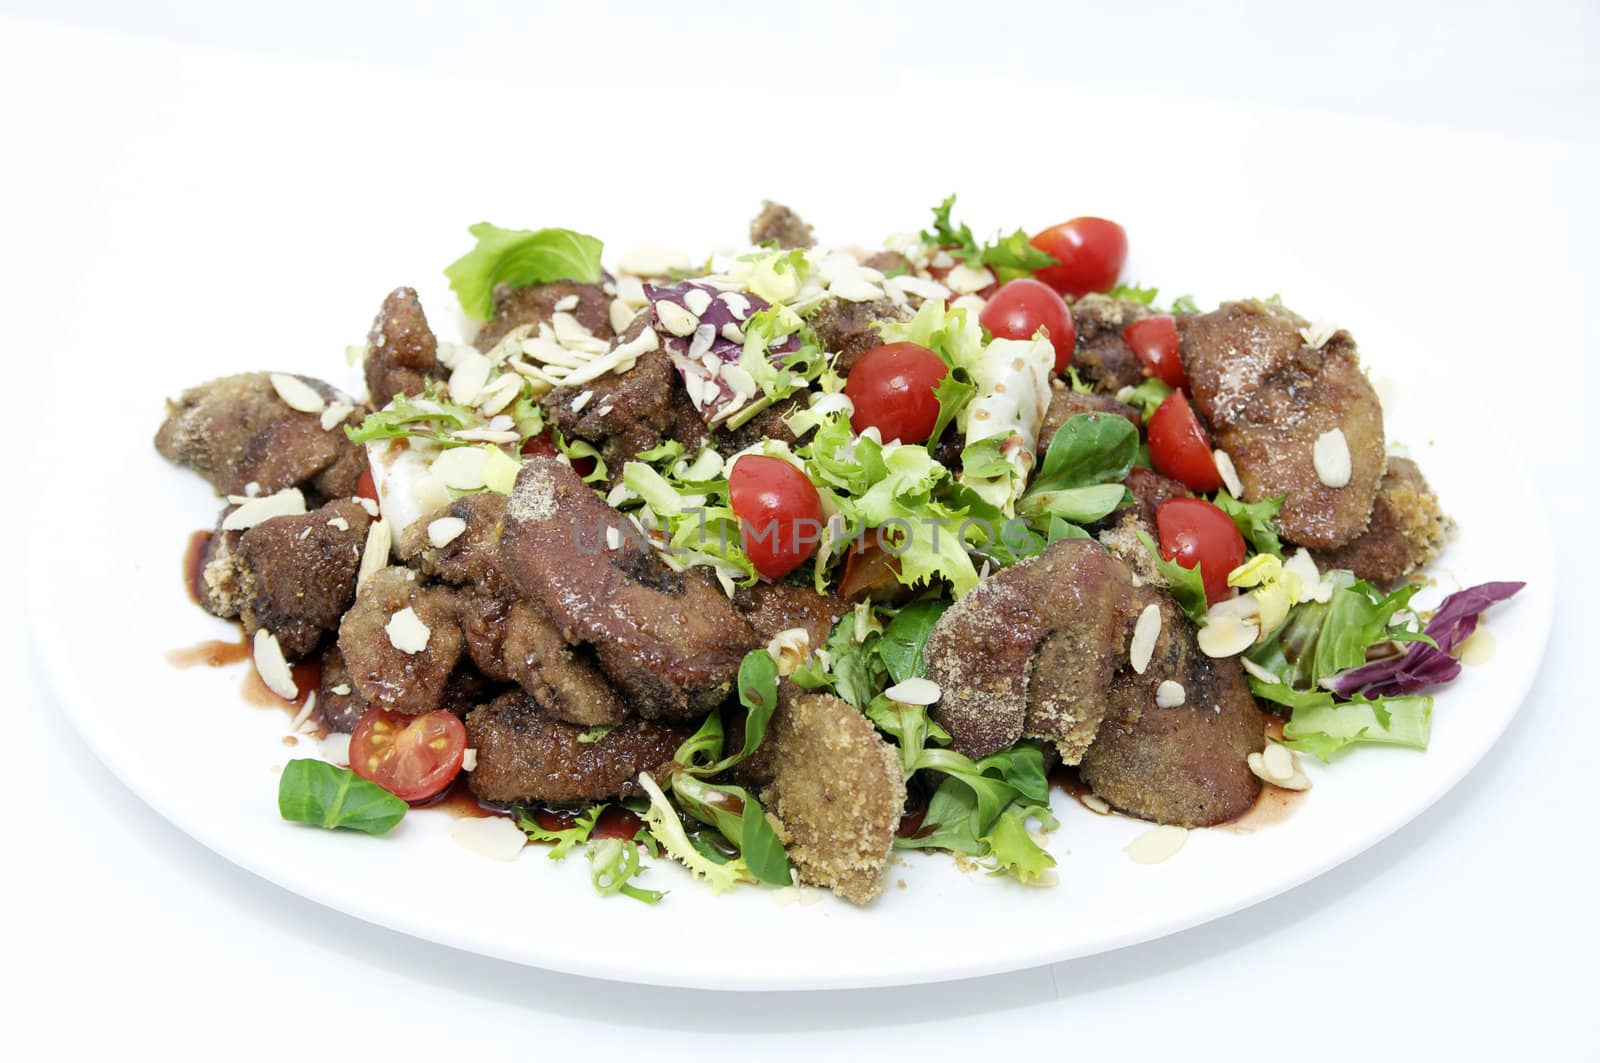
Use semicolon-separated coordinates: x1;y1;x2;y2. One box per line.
182;529;213;606
418;776;506;820
1264;714;1286;742
239;655;322;713
515;802;644;839
1219;780;1306;833
165;636;250;669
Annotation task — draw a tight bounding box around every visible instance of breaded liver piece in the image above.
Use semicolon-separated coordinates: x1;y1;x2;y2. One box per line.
761;693;906;905
465;692;690;804
748;200;816;250
474;279;615;354
155;372;365;499
1179;300;1386;550
808;296;906;374
231;498;372;658
1312;457;1454;588
337;566;465;716
365;286;442;409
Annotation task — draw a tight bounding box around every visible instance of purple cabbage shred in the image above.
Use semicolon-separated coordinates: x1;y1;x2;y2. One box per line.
1331;581;1524;698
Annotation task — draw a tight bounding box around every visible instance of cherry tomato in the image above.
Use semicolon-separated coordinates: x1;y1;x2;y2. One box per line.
728;455;826;581
1156;497;1246;605
350;708;467;803
1123;314;1187;389
980;278;1078;372
1029;217;1128;298
1147;390;1223;493
843;342;949;444
355;466;379;509
837;529;914;603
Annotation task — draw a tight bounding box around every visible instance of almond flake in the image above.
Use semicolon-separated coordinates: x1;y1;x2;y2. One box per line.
609;298;635;335
683;288;713;316
1313;428;1352;488
221;489;306;531
320;401;354;431
357;496;380;518
427;516;467;548
385;606;431;654
1213;449;1244;498
1126;825;1188;865
570;390;595;414
552;293;580;313
251;629;300;700
432;446;489;490
448;350;493;405
1130;603;1161;674
269;373;326;414
655;299;700;337
322;733;351;767
944;263;995;295
1240;657;1281;685
449;817;527;861
357;519;391;587
766;628;812;677
461;748;478;772
1299;320;1338;350
1197;595;1262;658
1155;680;1186;707
884;677;941;705
327;515;350;531
1082;793;1112;815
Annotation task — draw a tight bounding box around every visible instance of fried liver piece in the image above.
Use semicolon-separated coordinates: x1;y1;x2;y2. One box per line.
397;491;509;596
761;693;906;905
155;372;365;499
1311;456;1454;588
457;592;628;727
337;566;465;716
1077;593;1264;828
1179;300;1385;549
1036;384;1142;461
316;642;370;733
541;314;708;478
808;296;905;374
501;455;759;719
474;280;615;354
1095;467;1191;583
228;498;372;658
925;538;1262;825
1068;294;1157;392
749;200;816;250
365;287;443;409
732;580;850;647
465;692;690;804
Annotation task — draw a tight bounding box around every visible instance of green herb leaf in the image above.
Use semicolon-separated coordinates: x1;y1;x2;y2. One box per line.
1018;483;1130;524
926;368;977;453
1213;492;1286;557
1027;413;1139;495
278;760;407;835
516;803;606;859
878;599;949;683
586;837;666;904
1169;294;1200;314
1107;283;1160;305
445;222;604;320
1135;530;1210;624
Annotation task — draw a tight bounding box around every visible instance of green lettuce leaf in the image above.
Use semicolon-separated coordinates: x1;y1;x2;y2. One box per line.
877;599;949;683
445;223;604;319
1135;530;1210;623
516;803;606;859
980;803;1059;885
1123;377;1173;421
1026;413;1138;494
1214;491;1286;557
1251;679;1433;760
586;837;666;904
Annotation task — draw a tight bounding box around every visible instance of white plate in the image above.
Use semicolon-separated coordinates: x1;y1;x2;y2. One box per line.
28;233;1553;990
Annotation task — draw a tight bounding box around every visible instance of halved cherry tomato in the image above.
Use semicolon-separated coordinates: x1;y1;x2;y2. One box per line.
350;708;467;803
1156;497;1246;605
843;342;949;444
1123;314;1187;390
356;466;379;509
1029;217;1128;298
728;455;825;581
837;529;914;603
980;278;1077;372
1147;390;1223;493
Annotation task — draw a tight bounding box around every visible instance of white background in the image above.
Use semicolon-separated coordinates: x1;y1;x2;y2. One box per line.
3;3;1597;1058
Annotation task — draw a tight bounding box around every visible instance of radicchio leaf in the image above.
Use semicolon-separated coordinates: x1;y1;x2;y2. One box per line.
1331;581;1524;698
643;282;798;424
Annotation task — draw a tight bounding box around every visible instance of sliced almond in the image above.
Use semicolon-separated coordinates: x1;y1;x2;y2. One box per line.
766;628;812;678
1130;603;1161;674
427;516;467;548
655;300;700;337
884;677;941;705
1197;595;1262;658
357;519;391;587
320;401;355;431
269;373;326;414
1213;448;1245;498
618;247;691;277
1126;825;1188;865
251;629;300;701
221;489;306;531
432;446;489;491
448;350;493;405
449;817;527;861
1155;680;1186;708
1313;428;1352;488
385;606;431;654
944;262;996;295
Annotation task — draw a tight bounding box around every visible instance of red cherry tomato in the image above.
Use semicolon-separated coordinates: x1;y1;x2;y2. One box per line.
1147;390;1223;493
1029;217;1128;298
349;708;467;803
1156;497;1246;605
356;466;379;508
980;278;1078;372
843;342;949;444
728;455;826;581
1122;314;1187;390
